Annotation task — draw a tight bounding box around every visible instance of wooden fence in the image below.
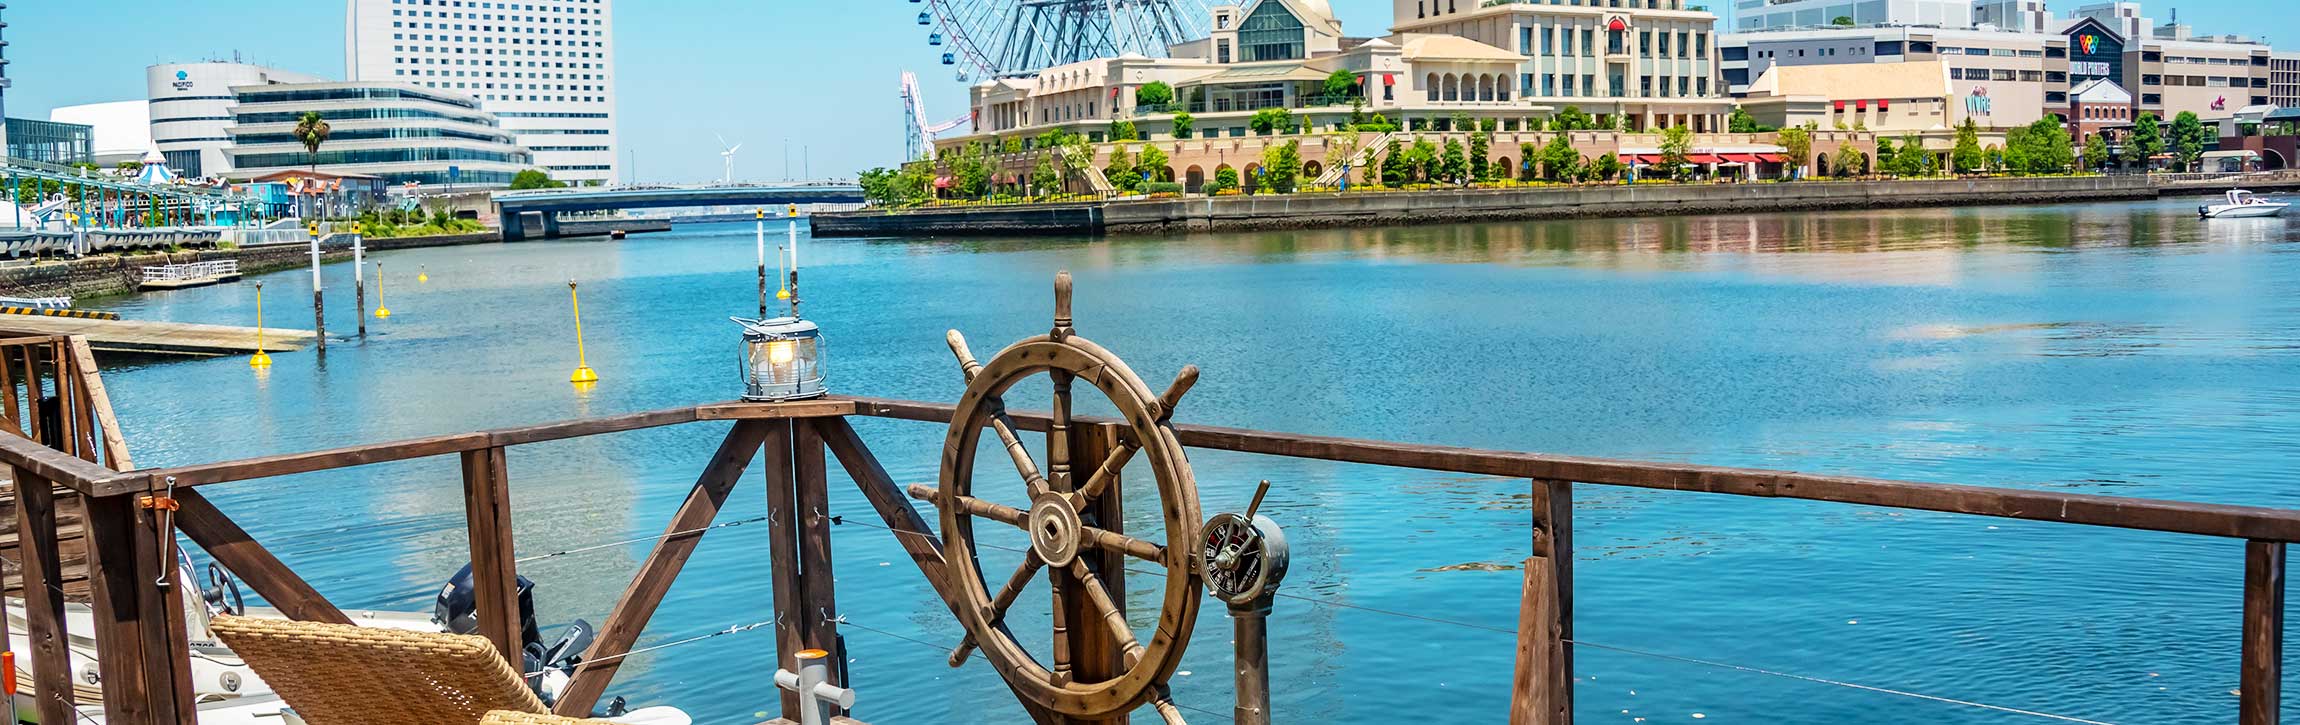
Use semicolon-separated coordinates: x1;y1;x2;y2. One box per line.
0;368;2291;723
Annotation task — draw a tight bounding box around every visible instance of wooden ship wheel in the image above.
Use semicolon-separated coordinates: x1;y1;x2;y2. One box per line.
928;272;1203;722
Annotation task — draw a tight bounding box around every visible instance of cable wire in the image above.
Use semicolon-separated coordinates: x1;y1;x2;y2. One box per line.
515;514;776;564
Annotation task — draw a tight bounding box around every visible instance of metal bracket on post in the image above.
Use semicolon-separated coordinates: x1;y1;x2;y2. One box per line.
774;648;856;725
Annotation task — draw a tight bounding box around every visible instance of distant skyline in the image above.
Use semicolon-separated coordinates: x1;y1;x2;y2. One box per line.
2;1;2284;183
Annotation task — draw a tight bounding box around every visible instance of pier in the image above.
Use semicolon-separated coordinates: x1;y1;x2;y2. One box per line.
0;316;311;355
0;273;2293;724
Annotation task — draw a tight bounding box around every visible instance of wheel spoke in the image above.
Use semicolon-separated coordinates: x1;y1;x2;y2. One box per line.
908;484;1168;564
1067;559;1144;668
949;553;1045;667
986;396;1050;498
1074;438;1139;502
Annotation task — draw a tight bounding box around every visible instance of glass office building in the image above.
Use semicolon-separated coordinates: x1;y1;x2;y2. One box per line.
223;81;530;188
6;118;95;165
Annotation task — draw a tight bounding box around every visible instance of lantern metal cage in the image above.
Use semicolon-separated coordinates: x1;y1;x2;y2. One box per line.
735;317;826;401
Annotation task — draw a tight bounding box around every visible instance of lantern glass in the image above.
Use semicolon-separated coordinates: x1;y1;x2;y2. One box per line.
738;317;826;401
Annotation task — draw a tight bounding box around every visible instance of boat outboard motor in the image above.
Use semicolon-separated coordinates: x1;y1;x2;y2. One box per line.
435;564;543;653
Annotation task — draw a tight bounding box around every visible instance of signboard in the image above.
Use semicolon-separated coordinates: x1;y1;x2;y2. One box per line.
171;70;194;93
448;165;462;184
1965;86;1993;116
2071;61;2112;76
2065;21;2124;83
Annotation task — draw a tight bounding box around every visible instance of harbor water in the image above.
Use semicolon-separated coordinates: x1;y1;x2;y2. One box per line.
88;196;2300;724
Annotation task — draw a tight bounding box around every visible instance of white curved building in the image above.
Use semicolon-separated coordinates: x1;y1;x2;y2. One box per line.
148;62;327;178
222;82;531;188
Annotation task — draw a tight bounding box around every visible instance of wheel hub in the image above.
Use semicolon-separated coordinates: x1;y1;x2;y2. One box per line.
1027;493;1083;568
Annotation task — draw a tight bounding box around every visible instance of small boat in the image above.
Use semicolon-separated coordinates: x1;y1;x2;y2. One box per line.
2200;189;2289;218
609;229;627;240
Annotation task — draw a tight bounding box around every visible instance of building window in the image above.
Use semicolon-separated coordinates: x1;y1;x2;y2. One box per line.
1238;0;1306;61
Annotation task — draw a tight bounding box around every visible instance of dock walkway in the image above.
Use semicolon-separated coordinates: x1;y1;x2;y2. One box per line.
0;316;314;355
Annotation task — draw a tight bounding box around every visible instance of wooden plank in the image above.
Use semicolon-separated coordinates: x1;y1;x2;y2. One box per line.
173;489;352;624
82;494;159;724
1067;422;1127;724
847;397;2300;542
12;466;76;724
554;420;771;717
460;447;521;668
1533;479;1572;723
694;399;858;420
2243;540;2284;725
0;315;315;355
1508;554;1563;725
764;420;805;722
0;429;151;497
794;420;844;711
129;406;702;493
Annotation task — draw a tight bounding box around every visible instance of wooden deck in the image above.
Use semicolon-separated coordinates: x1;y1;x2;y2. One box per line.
0;317;315;356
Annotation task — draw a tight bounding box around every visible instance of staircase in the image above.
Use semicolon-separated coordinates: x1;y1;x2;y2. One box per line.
1062;146;1116;195
1313;132;1393;188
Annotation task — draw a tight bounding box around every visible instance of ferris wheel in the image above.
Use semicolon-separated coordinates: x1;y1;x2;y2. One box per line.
913;0;1215;82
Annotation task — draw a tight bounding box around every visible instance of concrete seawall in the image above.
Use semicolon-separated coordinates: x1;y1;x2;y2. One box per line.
812;175;2158;238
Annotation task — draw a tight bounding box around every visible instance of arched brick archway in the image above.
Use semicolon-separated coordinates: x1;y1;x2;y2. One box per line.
1185;165;1206;193
1303;160;1325;183
1443;75;1459;102
1426;73;1441;102
1243;163;1262;194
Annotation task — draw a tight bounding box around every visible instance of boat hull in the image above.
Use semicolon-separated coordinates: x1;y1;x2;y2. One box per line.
2202;203;2290;218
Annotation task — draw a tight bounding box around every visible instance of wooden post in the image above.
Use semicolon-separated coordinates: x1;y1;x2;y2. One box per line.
1233;602;1273;725
794;420;844;710
12;466;74;725
174;489;354;625
765;420;805;721
460;446;521;666
2243;540;2284;725
83;494;162;724
554;420;770;717
1065;422;1128;724
1510;479;1573;725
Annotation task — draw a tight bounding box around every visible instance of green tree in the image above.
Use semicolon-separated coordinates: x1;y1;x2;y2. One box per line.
1438;138;1469;184
1109;119;1140;142
1727;107;1767;133
1405;136;1439;183
1888;134;1929;176
1541;135;1579;181
1210;166;1241;194
293;111;331;173
1172;112;1196;139
1030;154;1064;196
1952;118;1984;173
2170;111;2209;171
1779;124;1814;180
1593;153;1624;182
1105;146;1138;193
1138;144;1171;182
1832;15;1855;25
1259;140;1303;193
1468;128;1492;182
1553;105;1594;131
1519;142;1541;181
1354;113;1400;133
1381;136;1408;186
1525;116;1547;132
509;169;565;190
2020;116;2074;173
2082;133;2109;172
1833;147;1868;177
1875;137;1898;173
1250;108;1292;136
2131;112;2165;166
1323;69;1358;101
1136;81;1174;108
952;141;995;198
1657;125;1692;180
2001;126;2033;173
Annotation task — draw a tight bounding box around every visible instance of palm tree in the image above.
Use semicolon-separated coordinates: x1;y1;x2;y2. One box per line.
293;112;331;173
292;112;331;219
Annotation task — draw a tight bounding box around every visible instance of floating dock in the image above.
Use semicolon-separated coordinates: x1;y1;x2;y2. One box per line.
0;316;313;356
138;260;243;291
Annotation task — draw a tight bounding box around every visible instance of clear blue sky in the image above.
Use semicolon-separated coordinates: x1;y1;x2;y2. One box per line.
2;1;2279;182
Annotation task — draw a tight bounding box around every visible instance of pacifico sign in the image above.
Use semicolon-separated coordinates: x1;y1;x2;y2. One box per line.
172;70;194;93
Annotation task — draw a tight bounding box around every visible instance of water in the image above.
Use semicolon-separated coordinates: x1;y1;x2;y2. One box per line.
85;196;2300;724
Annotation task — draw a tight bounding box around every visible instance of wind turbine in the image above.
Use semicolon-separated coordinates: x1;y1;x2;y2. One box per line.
716;133;743;184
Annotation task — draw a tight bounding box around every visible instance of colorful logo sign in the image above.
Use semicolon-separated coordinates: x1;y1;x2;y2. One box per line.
2213;95;2227;110
1966;86;1993;116
171;70;195;92
175;70;188;80
2077;33;2100;55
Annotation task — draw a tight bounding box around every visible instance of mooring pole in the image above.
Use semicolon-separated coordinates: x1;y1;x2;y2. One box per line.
353;228;366;337
308;229;326;351
755;208;768;319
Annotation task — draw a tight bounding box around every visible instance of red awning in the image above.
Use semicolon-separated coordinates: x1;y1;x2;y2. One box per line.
1833;100;1846;110
1384;73;1397;86
1722;153;1764;164
1687;154;1726;164
1756;153;1788;163
1855;100;1867;109
1630;154;1661;164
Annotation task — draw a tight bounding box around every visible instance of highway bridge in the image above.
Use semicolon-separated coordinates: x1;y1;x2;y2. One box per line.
493;183;864;239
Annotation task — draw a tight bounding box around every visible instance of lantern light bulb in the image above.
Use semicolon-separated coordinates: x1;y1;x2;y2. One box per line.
768;340;796;365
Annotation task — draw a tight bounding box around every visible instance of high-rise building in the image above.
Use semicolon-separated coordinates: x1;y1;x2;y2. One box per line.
2273;51;2300;108
345;0;618;185
1391;0;1736;132
1972;0;2052;33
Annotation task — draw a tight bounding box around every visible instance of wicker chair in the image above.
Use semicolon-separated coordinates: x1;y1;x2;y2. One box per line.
208;614;588;724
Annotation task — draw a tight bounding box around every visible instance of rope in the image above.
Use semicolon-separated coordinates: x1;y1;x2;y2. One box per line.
832;507;2121;725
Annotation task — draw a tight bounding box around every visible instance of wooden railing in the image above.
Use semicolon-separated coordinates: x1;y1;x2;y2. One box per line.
0;387;2292;723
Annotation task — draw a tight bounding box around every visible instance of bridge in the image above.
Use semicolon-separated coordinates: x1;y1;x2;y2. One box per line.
493;182;865;239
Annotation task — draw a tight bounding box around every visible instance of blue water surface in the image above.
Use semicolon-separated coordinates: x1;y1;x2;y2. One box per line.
85;196;2300;724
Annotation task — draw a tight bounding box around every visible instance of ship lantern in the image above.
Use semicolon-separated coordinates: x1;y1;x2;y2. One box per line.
736;317;826;402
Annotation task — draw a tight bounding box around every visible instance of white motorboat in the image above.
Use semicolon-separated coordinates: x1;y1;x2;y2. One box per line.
2200;189;2290;218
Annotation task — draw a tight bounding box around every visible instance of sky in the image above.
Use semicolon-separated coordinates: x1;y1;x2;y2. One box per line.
1;0;2283;183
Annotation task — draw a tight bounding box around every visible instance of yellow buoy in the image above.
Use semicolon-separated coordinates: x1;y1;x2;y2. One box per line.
567;280;598;384
373;262;392;318
249;282;273;369
418;264;430;283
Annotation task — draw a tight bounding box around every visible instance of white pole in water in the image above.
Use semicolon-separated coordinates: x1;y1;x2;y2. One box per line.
308;228;327;351
787;207;800;318
354;231;366;337
754;209;768;319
